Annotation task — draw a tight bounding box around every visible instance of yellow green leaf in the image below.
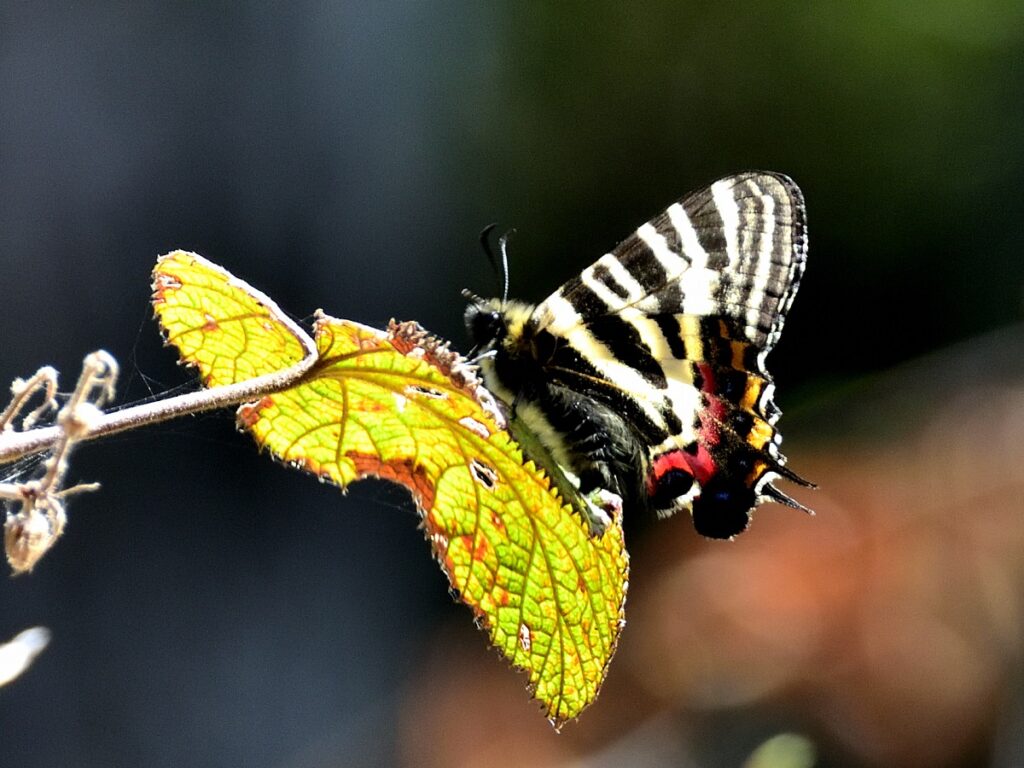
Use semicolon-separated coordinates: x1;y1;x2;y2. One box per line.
152;250;308;386
151;252;629;725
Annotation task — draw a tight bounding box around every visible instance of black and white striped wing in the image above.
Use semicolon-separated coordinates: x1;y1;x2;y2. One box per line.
535;171;807;351
528;171;806;434
525;172;811;534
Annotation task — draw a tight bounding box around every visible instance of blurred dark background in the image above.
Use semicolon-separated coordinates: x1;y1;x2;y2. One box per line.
2;3;1023;767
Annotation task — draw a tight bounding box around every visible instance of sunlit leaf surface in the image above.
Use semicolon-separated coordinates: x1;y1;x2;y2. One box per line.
152;250;308;386
151;253;629;725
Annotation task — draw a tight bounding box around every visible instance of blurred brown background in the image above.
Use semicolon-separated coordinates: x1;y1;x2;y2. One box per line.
1;3;1022;767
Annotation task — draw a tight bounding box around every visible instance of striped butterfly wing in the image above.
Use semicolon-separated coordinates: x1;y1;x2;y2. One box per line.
539;172;807;349
531;172;811;536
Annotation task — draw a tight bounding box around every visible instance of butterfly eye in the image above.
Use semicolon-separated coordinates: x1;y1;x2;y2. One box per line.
465;305;505;348
691;479;755;539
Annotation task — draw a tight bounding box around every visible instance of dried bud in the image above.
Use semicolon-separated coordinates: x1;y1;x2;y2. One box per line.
4;500;65;574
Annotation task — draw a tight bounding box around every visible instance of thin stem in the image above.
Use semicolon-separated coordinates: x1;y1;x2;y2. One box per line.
0;366;58;432
0;335;318;466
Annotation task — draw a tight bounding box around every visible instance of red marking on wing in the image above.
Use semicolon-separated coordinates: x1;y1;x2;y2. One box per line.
649;446;718;493
647;363;747;500
693;361;733;452
696;361;729;418
686;443;719;485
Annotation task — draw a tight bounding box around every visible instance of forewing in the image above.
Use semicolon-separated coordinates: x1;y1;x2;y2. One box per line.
535;171;807;353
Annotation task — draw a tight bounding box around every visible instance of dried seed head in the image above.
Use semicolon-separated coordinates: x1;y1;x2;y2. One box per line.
4;499;66;574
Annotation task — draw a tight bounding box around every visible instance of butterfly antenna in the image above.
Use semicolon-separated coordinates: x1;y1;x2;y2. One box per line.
497;229;514;304
478;223;513;304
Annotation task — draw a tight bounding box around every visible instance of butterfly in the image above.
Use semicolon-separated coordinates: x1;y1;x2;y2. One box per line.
464;171;813;539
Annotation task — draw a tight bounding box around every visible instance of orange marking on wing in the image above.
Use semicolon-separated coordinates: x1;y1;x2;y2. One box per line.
747;418;775;451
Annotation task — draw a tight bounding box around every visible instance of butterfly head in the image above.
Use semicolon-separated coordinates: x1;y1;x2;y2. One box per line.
463;292;537;357
463;292;507;353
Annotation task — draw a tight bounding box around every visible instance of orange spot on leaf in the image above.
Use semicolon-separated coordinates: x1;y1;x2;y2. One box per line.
346;452;436;511
151;273;182;299
389;334;418;355
472;536;492;563
238;396;273;427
